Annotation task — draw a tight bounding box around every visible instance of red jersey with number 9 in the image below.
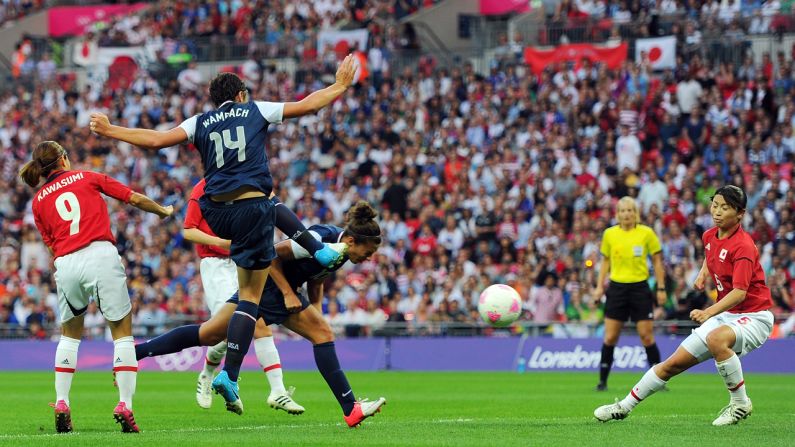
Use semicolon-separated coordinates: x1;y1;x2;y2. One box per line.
32;170;132;259
702;226;772;313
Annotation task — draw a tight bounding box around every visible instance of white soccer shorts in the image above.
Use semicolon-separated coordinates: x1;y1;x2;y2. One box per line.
681;310;774;362
54;241;131;322
199;257;238;316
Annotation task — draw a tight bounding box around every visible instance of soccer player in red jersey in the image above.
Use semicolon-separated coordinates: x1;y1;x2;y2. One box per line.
594;185;774;426
19;141;173;433
184;179;303;414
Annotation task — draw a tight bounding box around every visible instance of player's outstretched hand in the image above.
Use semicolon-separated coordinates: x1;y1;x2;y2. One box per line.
89;112;111;136
284;292;302;313
159;205;174;219
335;54;357;88
689;309;711;325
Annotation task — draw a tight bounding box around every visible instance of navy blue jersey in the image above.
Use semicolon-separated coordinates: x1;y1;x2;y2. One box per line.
272;224;348;292
179;100;283;196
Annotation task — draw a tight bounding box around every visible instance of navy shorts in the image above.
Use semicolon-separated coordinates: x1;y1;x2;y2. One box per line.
199;195;275;270
226;283;310;326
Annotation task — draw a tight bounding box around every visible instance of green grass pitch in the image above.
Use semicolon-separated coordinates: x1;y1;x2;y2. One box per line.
0;371;793;446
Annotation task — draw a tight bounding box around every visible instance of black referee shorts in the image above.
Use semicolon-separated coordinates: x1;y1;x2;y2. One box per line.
604;280;654;322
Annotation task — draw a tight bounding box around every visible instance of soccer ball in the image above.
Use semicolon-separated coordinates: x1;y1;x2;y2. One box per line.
477;284;522;327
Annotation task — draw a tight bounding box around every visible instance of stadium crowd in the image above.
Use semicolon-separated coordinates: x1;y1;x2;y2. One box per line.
0;2;794;341
81;0;431;63
0;0;41;28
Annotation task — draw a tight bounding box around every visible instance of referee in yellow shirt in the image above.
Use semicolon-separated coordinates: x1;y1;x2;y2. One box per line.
592;196;667;391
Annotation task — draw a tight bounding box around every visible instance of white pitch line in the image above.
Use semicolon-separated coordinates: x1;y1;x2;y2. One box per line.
0;418;477;440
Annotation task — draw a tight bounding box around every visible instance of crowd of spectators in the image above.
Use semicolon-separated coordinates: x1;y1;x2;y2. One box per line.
86;0;433;63
521;1;795;49
0;1;794;341
0;0;41;28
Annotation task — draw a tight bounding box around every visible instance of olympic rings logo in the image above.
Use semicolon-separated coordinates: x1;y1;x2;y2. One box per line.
153;346;204;371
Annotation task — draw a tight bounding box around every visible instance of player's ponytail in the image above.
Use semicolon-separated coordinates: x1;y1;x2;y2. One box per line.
344;201;382;245
19;141;67;188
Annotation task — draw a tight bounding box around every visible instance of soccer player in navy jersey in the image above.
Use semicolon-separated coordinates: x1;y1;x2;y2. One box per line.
136;201;386;426
89;56;357;411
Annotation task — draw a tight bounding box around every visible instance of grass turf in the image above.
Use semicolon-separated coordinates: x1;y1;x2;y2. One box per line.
0;371;792;446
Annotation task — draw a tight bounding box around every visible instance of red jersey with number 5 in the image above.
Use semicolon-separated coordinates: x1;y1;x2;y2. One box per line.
32;170;132;259
702;226;772;313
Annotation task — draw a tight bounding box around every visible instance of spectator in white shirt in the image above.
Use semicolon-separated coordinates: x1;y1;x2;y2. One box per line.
676;74;703;116
177;61;203;93
36;53;56;82
749;10;771;34
437;215;465;257
718;0;740;24
615;124;642;173
368;36;388;88
637;170;669;214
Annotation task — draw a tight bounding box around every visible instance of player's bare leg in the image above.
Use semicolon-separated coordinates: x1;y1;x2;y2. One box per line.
594;347;699;422
108;313;139;433
706;326;753;426
52;315;85;433
637;319;662;369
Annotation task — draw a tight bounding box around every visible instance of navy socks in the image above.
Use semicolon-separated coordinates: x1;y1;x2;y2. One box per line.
223;300;259;382
313;341;356;415
274;202;323;254
135;324;200;361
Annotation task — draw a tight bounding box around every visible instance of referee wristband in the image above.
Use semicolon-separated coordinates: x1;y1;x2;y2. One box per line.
657;287;666;292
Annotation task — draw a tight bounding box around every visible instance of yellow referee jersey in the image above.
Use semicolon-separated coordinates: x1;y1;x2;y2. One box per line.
600;224;662;283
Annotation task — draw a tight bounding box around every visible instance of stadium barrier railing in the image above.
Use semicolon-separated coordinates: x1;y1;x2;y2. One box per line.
3;316;792;341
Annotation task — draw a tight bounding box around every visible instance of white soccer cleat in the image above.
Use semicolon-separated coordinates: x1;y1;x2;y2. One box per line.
712;400;752;426
196;373;213;409
267;386;305;415
593;398;630;422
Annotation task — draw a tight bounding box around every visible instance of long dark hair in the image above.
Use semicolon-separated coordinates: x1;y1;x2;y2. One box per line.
344;201;382;245
19;141;67;187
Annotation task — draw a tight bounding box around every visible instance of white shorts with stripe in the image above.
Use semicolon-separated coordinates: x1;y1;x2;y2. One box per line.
54;241;131;323
199;257;238;316
681;310;774;362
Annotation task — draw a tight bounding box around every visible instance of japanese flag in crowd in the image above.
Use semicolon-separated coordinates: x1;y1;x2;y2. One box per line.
635;36;676;70
353;51;368;84
317;29;369;58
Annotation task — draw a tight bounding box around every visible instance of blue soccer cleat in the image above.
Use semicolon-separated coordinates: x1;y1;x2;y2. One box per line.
211;370;243;415
314;243;348;268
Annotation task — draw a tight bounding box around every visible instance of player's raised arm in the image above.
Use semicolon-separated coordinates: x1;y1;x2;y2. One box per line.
128;192;174;219
281;54;357;118
89;112;188;150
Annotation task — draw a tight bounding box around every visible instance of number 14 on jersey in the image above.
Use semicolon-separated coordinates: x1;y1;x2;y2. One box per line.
210;126;246;168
